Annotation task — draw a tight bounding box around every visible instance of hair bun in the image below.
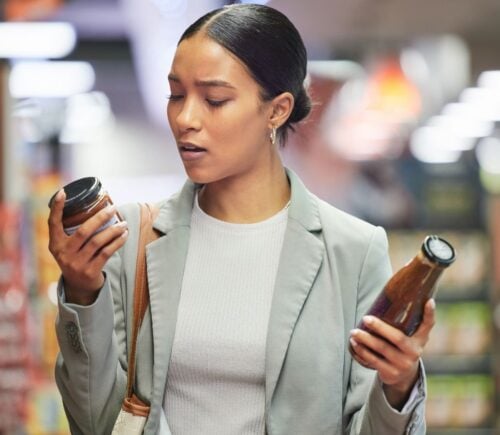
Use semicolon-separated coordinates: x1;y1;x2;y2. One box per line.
289;86;312;124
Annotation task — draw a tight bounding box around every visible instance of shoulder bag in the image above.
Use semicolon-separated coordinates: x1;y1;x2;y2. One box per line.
112;203;160;435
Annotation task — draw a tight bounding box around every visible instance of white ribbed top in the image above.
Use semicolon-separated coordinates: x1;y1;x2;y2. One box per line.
163;194;288;435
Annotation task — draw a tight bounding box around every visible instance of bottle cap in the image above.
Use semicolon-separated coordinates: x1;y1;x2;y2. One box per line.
48;177;102;217
422;235;456;267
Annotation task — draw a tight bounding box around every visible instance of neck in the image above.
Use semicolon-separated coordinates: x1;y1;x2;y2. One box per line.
198;160;290;224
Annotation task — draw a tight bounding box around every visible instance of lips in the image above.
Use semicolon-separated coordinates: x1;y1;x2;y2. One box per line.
178;142;207;161
179;142;206;152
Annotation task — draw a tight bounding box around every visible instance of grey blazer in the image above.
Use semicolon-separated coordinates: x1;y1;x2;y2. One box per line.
55;169;426;435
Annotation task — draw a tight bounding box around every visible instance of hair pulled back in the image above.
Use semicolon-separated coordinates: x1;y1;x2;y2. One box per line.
179;4;311;146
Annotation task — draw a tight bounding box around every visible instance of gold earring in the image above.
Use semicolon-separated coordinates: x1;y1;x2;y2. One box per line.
270;127;277;146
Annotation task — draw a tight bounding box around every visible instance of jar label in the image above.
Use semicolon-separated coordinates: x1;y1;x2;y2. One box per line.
64;214;120;236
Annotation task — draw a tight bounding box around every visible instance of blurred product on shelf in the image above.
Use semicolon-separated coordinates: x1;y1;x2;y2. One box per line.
0;176;68;434
426;375;493;428
4;0;63;21
25;380;69;434
425;302;492;356
30;174;65;379
0;205;31;433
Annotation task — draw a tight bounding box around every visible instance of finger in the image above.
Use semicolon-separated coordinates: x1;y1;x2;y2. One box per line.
62;227;128;289
350;338;375;369
361;315;416;355
349;336;399;378
89;228;129;271
70;204;119;250
79;221;128;260
48;189;67;241
413;299;436;340
351;328;409;364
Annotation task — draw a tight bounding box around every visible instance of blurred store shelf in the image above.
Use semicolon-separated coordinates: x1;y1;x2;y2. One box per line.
428;430;495;435
424;355;492;375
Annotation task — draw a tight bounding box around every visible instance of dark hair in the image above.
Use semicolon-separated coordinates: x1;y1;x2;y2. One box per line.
179;4;311;146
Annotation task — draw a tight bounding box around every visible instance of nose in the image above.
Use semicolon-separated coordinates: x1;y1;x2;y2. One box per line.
172;96;202;133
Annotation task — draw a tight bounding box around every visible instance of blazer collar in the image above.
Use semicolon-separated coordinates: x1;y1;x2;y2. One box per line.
151;167;323;235
152;180;196;234
286;168;322;232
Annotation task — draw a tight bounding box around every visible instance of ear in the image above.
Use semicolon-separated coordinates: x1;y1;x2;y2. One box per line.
268;92;294;129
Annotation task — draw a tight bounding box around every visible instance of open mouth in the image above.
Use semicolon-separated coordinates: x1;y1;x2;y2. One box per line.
179;143;206;152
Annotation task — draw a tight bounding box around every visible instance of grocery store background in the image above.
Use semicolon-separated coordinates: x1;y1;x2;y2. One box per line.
1;0;500;433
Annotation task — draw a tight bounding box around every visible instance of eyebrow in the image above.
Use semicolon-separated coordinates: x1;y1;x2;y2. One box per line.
168;74;236;89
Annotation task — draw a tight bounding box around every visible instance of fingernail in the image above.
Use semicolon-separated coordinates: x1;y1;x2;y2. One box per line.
349;338;358;348
428;298;436;309
363;315;375;325
121;229;129;238
350;328;360;337
107;204;117;214
115;220;128;228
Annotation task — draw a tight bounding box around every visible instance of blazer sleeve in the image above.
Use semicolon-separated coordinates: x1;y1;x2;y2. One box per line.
54;204;138;435
344;226;427;435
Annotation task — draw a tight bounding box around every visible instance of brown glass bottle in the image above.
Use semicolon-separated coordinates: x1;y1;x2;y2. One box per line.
357;235;456;338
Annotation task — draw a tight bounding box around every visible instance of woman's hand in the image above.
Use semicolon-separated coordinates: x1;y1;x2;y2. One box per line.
48;189;129;306
349;299;436;409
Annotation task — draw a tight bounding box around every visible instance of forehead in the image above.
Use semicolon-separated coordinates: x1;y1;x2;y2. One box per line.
170;33;255;86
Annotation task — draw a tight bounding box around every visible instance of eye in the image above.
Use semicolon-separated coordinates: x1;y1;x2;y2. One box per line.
167;94;183;101
206;99;228;108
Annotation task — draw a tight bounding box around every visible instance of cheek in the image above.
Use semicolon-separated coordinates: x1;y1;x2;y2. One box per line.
214;105;265;142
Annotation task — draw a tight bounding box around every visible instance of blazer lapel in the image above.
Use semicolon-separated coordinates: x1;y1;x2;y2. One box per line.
143;180;196;433
265;168;325;409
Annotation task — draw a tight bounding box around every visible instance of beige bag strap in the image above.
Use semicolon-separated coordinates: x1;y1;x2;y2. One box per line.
126;203;160;399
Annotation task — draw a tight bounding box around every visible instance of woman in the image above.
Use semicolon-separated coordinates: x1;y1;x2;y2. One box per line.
49;4;432;434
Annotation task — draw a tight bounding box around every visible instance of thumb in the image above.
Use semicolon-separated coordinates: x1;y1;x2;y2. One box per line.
414;298;436;339
48;189;67;240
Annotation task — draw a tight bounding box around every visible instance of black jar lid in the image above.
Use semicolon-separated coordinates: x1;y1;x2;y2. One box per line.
422;235;456;267
49;177;102;217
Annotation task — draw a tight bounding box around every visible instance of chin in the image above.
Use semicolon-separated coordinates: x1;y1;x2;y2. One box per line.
183;166;214;185
184;165;236;187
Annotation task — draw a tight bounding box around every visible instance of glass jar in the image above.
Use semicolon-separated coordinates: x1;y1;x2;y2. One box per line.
49;177;121;236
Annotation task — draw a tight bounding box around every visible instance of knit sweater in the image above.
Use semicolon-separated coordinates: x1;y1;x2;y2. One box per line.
163;195;289;434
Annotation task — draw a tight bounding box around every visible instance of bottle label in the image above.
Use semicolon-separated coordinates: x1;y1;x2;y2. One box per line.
64;214;120;236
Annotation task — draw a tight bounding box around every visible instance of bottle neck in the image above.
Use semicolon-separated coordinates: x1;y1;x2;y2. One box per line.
417;250;446;270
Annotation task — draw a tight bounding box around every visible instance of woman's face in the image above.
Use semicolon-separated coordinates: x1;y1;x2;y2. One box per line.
167;32;274;185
